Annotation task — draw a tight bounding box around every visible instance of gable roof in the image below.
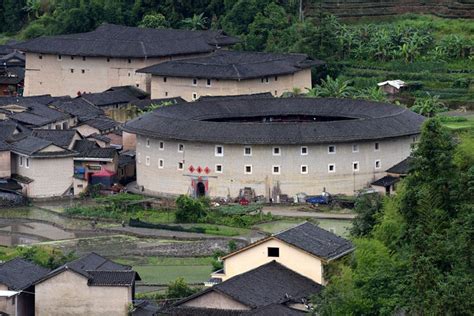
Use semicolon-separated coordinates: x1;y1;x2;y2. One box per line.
386;157;413;175
73;139;118;159
0;258;50;290
138;50;322;80
371;175;400;187
274;222;354;261
15;24;238;58
36;252;139;287
5;101;70;128
80;117;119;132
0;120;30;142
177;261;322;309
78;87;147;107
31;129;80;148
10;136;76;158
52;98;104;122
0;140;10;151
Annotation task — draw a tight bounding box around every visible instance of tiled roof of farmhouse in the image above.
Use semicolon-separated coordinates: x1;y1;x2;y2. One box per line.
53;98;105;121
197;92;273;102
138;50;323;80
386;157;414;175
124;97;425;145
0;258;50;290
79;87;148;107
31;129;79;148
73;139;118;159
176;261;323;310
10;136;77;157
371;175;400;187
0;140;10;151
15;24;238;58
80;116;120;132
275;222;354;260
35;252;140;287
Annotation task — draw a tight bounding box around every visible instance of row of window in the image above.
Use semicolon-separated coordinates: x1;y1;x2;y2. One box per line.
51;55;133;63
140;155;382;174
18;156;30;168
145;140;381;156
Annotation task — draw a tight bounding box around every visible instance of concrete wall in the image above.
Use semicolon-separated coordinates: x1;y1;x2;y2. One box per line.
35;270;131;316
12;153;73;198
150;68;312;101
23;52;211;97
0;283;14;316
0;151;11;178
135;134;416;198
182;291;250;310
222;238;325;284
122;132;136;151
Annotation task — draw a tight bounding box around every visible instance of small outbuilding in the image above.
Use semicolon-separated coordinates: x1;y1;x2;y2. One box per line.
377;80;407;95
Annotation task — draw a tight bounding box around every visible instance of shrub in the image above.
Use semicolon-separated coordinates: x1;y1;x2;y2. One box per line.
166;277;199;299
175;195;208;223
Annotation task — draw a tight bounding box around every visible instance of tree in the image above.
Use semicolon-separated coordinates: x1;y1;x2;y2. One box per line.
175;195;208;223
306;75;355;98
166;277;198;299
354;86;388;103
139;13;168;29
181;13;208;30
411;92;446;117
350;193;383;237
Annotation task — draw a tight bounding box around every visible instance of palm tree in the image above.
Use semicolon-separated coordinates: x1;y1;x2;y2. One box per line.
181;13;208;31
306;76;355;98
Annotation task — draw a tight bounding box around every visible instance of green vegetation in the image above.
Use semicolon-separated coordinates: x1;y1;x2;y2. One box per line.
440;114;474;132
314;118;474;314
0;245;76;269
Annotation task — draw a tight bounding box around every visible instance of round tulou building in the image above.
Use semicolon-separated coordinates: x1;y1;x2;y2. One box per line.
124;97;425;199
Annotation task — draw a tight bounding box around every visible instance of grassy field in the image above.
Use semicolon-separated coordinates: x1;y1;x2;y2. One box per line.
440;114;474;131
116;256;214;284
255;218;352;237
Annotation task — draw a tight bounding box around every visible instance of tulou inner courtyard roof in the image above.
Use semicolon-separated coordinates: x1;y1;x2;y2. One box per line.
124;97;425;145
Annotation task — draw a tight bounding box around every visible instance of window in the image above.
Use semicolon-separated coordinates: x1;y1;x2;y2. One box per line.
244;146;252;156
145;156;150;166
263;77;269;83
328;163;336;173
206;79;212;87
192;92;198;100
25;158;30;168
128;72;131;77
374;142;380;151
274;76;278;81
39;55;43;59
301;165;308;174
353;161;359;172
178;144;184;152
192;78;198;86
272;165;281;175
352;144;359;153
81;69;85;74
163;77;167;83
273;147;281;156
107;58;110;62
159;141;164;150
70;69;74;73
215;164;223;173
328;145;336;154
178;162;184;170
58;55;62;60
165;92;168;96
136;84;140;88
375;160;381;169
71;56;74;60
82;56;86;61
244;165;252;174
267;247;279;257
19;156;23;167
215;145;224;157
128;59;132;63
146;138;150;148
159;159;164;169
301;146;308;155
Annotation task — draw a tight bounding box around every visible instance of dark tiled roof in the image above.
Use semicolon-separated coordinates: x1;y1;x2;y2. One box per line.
178;261;323;309
0;120;30;142
197;92;273;102
0;258;50;290
53;98;104;121
386;157;413;175
246;304;307;315
106;86;150;99
88;133;111;143
87;270;137;286
0;178;22;191
15;24;238;58
31;129;79;148
0;44;14;57
132;300;160;316
0;95;59;106
165;307;243;316
0;76;23;85
79;88;144;107
73;139;118;159
80;117;119;132
124;98;425;145
10;136;76;158
275;222;354;260
0;51;25;64
0;140;10;151
371;175;400;187
138;50;322;80
118;153;135;167
6;102;70;128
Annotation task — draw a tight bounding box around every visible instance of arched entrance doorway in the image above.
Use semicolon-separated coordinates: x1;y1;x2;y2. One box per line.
196;182;206;197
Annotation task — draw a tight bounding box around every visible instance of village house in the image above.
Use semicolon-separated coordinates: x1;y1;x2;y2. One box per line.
75;116;120;137
0;140;11;179
0;258;50;316
168;261;323;315
10;136;76;198
0;51;25;96
210;222;354;286
33;252;140;316
377;80;407;95
138;50;322;101
371;157;413;195
15;24;238;97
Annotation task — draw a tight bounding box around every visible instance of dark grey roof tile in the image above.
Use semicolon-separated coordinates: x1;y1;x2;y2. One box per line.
0;258;50;290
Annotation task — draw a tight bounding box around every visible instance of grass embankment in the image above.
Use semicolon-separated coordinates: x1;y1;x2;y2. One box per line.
439;115;474;132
